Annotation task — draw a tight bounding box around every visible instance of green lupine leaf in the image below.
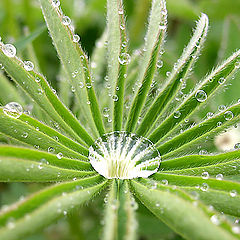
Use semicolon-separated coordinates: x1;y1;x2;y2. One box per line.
181;187;240;217
0;178;106;240
131;180;238;240
39;0;105;137
102;180;137;240
0;157;93;182
125;0;167;133
137;13;208;136
118;181;137;240
113;1;128;131
102;181;118;240
125;29;166;133
160;150;240;170
0;109;86;159
58;66;71;108
165;160;240;178
0;42;94;146
0;146;92;171
159;102;240;158
149;49;240;144
0;175;104;226
139;0;167;83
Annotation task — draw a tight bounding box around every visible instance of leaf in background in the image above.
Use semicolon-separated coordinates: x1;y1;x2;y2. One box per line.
14;25;47;51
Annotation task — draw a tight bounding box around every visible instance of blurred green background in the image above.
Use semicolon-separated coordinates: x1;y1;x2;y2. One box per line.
0;0;239;239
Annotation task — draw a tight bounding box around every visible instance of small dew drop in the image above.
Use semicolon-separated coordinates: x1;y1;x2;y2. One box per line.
48;147;55;153
218;77;226;85
118;9;124;15
224;111;234;121
2;44;16;58
73;34;80;43
207;112;214;119
52;0;60;7
234;143;240;149
57;152;63;159
218;105;226;112
195;90;207;102
118;53;131;65
210;215;221;225
156;60;163;68
173;111;181;119
201;171;209;180
216;174;223;180
159;25;166;30
161;179;168;185
112;95;118;102
166;71;171;77
21;132;28;138
230;190;237;197
23;61;34;71
62;16;71;26
200;183;209;192
3;102;23;119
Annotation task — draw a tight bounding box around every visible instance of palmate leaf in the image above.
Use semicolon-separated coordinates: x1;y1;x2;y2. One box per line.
0;145;93;182
0;109;87;159
125;0;167;133
0;176;107;240
39;0;105;137
149;49;240;144
151;173;240;218
159;101;240;158
131;180;238;240
0;0;240;239
0;42;94;146
160;149;240;170
136;13;208;136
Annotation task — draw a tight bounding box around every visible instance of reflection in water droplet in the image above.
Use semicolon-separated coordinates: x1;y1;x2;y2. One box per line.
88;131;161;179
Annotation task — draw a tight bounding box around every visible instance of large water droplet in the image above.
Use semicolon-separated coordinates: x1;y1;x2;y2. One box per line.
3;102;23;119
195;90;207;102
88;131;161;179
2;44;16;58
